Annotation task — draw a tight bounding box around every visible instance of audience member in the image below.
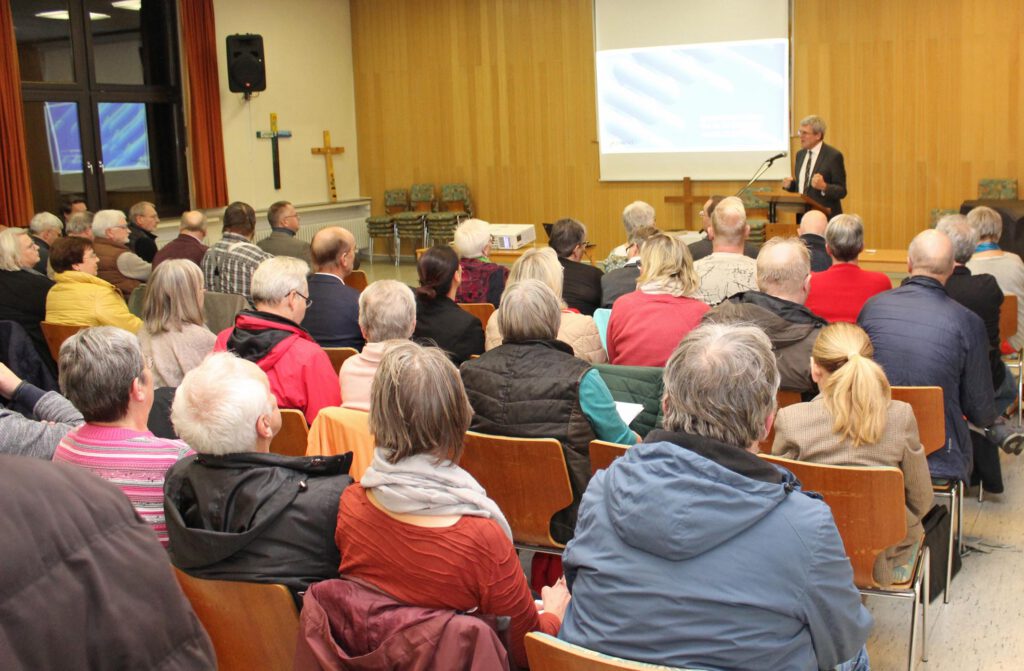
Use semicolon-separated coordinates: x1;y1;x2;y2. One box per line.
0;361;82;458
301;226;364;349
256;200;311;263
153;210;208;270
92;208;151;299
706;237;826;395
52;327;194;546
607;233;709;366
203;201;273;305
603;201;655;272
412;245;484;365
60;195;87;224
28;211;62;274
335;341;569;669
693;196;758;305
0;228;56;369
165;353;352;597
0;454;215;669
799;209;833;272
65;210;94;240
966;205;1024;352
600;224;659;308
137;260;216;388
805;214;892;322
46;236;142;332
549;217;603;315
340;279;415;412
486;247;606;363
560;322;871;671
215;256;339;424
772;322;933;585
453;218;509;305
127;201;160;263
689;196;759;262
462;280;635;545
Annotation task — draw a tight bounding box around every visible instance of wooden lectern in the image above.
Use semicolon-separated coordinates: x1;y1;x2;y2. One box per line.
761;191;832;237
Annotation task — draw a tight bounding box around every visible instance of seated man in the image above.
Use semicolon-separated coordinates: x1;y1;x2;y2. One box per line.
560;322;872;671
65;211;94;240
92;208;152;298
203;201;273;306
215;256;340;424
688;196;759;262
0;361;83;459
706;237;827;395
256;200;311;263
693;196;758;305
127;200;160;263
165;352;352;597
799;209;833;272
600;225;658;308
301;226;364;349
28;211;62;274
805;214;892;322
603;200;655;272
152;210;208;270
340;279;416;412
549;218;603;315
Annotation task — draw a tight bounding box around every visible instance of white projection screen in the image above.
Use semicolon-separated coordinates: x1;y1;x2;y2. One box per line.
594;0;791;181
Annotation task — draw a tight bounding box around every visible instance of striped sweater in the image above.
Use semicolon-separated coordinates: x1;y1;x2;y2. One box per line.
52;424;194;546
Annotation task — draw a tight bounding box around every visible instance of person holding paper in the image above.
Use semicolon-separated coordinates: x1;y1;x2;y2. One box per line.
782;114;847;216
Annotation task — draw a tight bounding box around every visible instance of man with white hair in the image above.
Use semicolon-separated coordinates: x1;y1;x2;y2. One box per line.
65;211;94;240
92;208;152;298
28;212;62;274
127;201;160;263
214;256;340;424
693;196;758;305
782;114;847;216
340;279;416;411
603;201;656;272
454;218;508;305
798;209;832;272
706;237;827;395
164;352;352;599
302;226;364;348
152;210;208;270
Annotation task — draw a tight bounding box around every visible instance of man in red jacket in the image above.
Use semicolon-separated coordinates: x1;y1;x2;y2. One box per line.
215;255;340;424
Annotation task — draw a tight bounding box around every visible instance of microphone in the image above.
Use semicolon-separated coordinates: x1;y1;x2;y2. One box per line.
735;152;788;198
765;151;787;165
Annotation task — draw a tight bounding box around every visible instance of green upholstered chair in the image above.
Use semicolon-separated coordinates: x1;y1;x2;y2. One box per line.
394;211;428;266
978;179;1018;200
383;188;410;214
441;182;473;221
410;183;436;212
366;215;397;265
426;212;459;246
929;208;958;228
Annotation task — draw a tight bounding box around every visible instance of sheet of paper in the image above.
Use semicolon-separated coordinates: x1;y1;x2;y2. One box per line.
614;402;645;426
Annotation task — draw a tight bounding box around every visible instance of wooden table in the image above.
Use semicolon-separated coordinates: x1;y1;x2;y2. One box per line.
859;249;908;275
416;244;537;265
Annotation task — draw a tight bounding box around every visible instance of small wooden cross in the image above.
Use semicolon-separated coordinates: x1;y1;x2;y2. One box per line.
311;130;345;202
663;177;708;230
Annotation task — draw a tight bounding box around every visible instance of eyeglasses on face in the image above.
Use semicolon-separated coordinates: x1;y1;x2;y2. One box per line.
292;290;313;308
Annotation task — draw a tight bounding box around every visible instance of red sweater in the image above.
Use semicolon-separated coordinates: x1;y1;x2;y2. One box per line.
805;263;893;323
607;291;710;367
335;485;559;668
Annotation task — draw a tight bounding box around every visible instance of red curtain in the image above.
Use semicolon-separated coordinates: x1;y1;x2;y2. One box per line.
180;0;229;209
0;2;34;227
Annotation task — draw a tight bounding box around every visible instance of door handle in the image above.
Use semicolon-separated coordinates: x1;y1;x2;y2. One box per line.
97;160;104;172
85;161;94;175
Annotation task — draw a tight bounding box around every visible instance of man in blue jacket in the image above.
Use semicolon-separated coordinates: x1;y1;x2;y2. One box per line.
560;322;871;671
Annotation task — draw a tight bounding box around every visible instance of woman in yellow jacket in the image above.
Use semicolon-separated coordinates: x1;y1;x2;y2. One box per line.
46;237;142;333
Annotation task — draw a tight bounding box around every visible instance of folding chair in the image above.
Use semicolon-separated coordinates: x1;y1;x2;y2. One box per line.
306;406;374;481
525;632;692;671
40;321;85;361
762;456;929;671
269;409;310;458
588;439;629;475
323;346;359;376
458;302;496;330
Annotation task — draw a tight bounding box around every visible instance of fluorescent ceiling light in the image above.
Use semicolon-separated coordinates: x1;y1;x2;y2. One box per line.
36;10;111;20
111;1;142;10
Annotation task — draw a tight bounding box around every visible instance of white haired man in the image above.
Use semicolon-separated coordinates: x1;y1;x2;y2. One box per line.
92;208;152;298
28;211;62;274
603;201;655;272
164;352;352;600
214;256;340;424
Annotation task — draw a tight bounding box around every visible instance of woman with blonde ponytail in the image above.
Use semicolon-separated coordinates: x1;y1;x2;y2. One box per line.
772;322;933;586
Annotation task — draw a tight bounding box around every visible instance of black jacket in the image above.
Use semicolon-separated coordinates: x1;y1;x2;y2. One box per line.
0;269;56;378
128;223;158;263
601;261;641;308
165;451;352;597
559;256;604;315
413;294;484;365
785;142;847;215
301;273;365;349
943;266;1005;389
800;233;833;272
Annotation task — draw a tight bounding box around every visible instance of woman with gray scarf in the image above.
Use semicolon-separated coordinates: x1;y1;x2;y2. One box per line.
334;341;570;668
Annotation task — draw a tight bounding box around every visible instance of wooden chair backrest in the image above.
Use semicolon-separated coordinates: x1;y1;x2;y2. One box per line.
174;569;298;671
269;409;310;458
459;431;573;549
1000;294;1018;344
306;406;374;481
589;440;629;475
891;386;945;455
458;302;496;330
324;347;359;376
758;389;804;453
760;455;907;588
525;633;690;671
40;321;85;362
346;270;368;293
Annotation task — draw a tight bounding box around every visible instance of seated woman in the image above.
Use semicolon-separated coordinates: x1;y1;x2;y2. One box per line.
485;247;606;363
606;233;709;367
453;218;509;305
137;259;216;387
412;245;485;365
772;322;934;585
46;237;142;333
0;228;56;374
335;341;569;668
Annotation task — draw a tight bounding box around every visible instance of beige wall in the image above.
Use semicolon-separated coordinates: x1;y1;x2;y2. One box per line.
350;0;1024;256
213;0;360;210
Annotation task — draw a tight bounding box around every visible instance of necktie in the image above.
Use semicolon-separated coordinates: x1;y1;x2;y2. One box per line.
803;150;813;193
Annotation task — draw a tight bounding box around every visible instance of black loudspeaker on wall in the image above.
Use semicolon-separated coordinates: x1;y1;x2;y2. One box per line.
226;34;266;94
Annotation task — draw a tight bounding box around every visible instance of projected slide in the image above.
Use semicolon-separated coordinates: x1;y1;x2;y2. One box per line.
44;102;151;173
596;38;788;154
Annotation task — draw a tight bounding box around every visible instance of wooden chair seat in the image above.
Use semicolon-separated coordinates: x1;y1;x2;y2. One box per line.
269;409;310;458
306;406;375;481
458;302;496;330
589;439;629;475
346;270;368;293
525;632;693;670
40;321;86;362
324;346;359;376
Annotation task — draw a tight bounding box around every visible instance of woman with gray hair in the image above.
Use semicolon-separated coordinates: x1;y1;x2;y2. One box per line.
966;205;1024;351
335;341;569;669
453;218;509;305
0;227;56;372
804;214;892;323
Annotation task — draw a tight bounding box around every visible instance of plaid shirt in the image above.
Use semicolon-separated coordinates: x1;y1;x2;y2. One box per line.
202;232;273;305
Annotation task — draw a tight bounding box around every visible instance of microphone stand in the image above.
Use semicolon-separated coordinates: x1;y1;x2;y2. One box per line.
735;155;782;199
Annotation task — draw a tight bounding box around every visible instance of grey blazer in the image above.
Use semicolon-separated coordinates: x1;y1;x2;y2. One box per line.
256;229;311;265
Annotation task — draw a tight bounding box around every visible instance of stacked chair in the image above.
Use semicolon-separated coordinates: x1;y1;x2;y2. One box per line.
364;189;408;265
978;178;1018;200
740;186;771;246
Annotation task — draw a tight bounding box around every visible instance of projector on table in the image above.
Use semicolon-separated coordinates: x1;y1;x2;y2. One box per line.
489;224;536;250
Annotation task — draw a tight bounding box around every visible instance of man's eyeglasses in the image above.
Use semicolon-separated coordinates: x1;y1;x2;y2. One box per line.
292;290;313;308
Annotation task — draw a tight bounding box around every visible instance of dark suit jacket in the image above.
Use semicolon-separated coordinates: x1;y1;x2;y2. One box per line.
413;295;484;365
944;266;1005;389
688;237;759;262
785;142;847;215
601;262;641;308
559;257;603;316
800;234;832;272
31;237;50;275
128;224;158;263
301;274;365;349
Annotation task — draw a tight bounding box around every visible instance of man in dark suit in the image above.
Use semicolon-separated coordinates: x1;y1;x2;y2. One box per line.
782;114;847;216
601;224;659;308
301;226;364;349
550;218;603;315
797;209;832;272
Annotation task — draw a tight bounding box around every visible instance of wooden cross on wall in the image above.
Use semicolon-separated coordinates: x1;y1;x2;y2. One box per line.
311;130;345;202
256;113;292;190
663;177;709;231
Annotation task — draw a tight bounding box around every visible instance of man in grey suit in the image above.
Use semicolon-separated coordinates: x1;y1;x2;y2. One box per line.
256;201;311;264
